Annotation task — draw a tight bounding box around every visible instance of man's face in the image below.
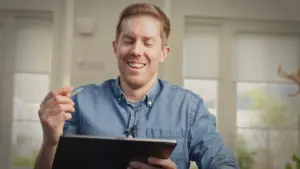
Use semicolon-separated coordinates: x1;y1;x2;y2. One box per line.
113;15;169;88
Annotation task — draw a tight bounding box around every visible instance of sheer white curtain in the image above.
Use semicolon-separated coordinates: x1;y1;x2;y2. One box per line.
234;34;300;82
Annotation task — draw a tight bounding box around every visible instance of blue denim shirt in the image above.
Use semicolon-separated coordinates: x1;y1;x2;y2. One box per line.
63;78;239;169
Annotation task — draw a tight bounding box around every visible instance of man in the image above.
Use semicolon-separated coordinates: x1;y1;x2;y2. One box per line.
34;2;239;169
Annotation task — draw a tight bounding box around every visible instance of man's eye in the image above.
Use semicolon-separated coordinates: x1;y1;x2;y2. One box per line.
145;42;154;47
123;41;133;45
145;43;153;47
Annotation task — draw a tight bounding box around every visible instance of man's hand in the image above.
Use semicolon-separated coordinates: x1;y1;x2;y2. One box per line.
38;86;75;146
128;157;177;169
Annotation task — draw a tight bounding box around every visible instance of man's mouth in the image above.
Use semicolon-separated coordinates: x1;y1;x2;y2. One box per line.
127;62;146;69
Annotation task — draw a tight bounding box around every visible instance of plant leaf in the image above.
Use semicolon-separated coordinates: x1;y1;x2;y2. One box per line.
285;163;293;169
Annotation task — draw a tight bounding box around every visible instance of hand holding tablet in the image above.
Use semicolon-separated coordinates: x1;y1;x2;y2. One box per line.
52;135;177;169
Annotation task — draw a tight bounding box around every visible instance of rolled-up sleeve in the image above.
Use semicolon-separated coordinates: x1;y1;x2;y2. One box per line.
188;96;239;169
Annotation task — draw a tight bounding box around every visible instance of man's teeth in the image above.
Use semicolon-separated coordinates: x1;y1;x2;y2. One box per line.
128;63;145;68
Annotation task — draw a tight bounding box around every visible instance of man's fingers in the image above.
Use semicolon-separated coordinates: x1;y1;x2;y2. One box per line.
129;161;151;169
51;104;75;115
40;109;64;126
48;112;67;127
148;158;176;169
40;103;75;119
40;110;72;127
63;112;72;120
128;158;176;169
58;86;73;94
40;86;73;105
40;95;74;112
53;95;74;105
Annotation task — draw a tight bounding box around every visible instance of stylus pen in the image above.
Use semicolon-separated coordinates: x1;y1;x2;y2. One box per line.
71;88;84;97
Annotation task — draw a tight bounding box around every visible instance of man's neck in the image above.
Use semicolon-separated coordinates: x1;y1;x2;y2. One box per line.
120;76;157;102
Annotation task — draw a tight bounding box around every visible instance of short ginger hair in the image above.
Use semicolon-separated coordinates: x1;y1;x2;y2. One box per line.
115;3;171;45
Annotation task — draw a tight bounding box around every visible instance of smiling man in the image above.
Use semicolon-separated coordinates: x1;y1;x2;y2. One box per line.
34;2;239;169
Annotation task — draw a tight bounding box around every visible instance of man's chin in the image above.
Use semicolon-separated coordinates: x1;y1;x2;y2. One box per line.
123;75;145;89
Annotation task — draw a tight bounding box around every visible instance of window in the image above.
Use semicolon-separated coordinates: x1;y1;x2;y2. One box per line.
235;33;300;169
182;24;220;120
182;23;221;169
183;17;300;169
236;83;299;169
183;25;220;79
9;15;53;168
183;79;218;118
11;73;49;167
234;34;300;82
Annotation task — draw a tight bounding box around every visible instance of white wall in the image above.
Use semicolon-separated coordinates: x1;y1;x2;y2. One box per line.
0;0;57;11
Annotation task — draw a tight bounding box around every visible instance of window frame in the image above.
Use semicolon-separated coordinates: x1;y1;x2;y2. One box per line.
183;16;300;156
0;10;59;169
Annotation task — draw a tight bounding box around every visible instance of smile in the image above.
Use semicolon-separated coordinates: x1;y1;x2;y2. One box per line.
127;62;146;69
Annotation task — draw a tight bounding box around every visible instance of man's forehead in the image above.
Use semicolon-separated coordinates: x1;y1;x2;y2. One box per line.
120;16;161;35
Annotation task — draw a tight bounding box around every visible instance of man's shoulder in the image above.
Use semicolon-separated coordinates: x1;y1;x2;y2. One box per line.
159;79;204;103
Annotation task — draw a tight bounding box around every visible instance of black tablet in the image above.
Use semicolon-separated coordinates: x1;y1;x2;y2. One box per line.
52;135;177;169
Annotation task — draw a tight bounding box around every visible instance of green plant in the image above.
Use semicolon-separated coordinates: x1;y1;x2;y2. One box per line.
11;149;38;166
11;133;39;167
236;135;256;169
248;89;298;169
248;89;290;127
285;154;300;169
189;135;257;169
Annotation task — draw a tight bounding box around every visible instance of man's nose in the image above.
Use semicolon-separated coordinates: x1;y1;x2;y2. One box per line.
131;42;143;57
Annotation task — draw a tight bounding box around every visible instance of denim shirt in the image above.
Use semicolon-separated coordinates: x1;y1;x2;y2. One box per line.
63;78;239;169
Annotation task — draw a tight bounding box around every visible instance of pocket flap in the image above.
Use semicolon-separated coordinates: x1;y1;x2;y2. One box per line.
146;128;186;138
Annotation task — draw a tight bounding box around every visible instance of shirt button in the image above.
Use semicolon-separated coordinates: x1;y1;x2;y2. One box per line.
147;101;152;106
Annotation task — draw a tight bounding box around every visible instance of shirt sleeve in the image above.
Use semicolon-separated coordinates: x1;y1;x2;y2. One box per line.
63;94;79;135
188;96;240;169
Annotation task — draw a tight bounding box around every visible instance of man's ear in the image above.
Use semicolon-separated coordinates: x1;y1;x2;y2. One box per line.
112;40;117;56
160;46;170;63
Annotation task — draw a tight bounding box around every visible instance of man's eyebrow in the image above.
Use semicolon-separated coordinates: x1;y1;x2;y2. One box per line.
142;36;156;41
122;35;134;39
121;35;156;41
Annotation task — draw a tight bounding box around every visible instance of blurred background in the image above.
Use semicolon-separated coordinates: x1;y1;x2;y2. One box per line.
0;0;300;169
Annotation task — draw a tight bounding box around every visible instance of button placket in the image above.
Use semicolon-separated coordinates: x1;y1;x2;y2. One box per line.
147;100;152;107
128;103;145;138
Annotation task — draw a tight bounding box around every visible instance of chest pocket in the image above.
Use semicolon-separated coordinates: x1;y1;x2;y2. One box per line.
145;128;186;138
144;128;187;166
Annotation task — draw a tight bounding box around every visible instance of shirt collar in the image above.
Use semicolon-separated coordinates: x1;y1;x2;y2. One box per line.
111;76;161;107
